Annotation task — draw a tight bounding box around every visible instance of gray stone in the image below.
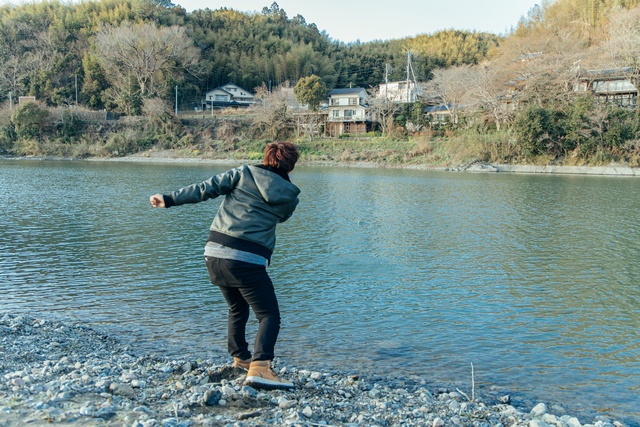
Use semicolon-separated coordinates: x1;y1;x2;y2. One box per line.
278;399;296;410
94;405;118;419
131;379;146;388
498;395;511;404
203;390;221;406
532;403;549;417
110;383;136;398
302;406;313;418
565;417;582;427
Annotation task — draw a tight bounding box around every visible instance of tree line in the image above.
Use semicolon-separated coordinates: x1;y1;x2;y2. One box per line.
0;0;497;114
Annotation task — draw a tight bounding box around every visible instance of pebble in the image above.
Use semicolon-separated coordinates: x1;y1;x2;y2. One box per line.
532;402;550;417
0;313;626;427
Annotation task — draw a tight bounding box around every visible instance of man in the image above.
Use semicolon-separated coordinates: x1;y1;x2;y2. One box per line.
150;142;300;390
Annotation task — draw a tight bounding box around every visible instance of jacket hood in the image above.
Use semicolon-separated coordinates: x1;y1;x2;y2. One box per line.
247;165;300;204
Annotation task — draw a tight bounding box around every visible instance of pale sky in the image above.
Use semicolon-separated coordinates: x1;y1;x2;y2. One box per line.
173;0;543;42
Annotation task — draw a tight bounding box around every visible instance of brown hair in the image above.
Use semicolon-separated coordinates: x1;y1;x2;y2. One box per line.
263;141;300;173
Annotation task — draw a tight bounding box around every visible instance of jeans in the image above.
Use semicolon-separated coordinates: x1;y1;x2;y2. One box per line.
205;257;281;361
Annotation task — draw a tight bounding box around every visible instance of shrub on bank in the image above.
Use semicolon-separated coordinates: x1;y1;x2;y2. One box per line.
1;101;639;167
0;108;15;154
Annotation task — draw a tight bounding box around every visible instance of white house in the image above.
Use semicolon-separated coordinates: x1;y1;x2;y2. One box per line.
378;80;422;103
203;83;255;109
326;87;370;135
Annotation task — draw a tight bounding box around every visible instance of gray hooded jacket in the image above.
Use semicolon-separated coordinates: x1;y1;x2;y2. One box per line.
164;165;300;259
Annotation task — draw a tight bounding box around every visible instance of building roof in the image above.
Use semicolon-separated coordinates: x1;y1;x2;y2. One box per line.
205;82;254;96
425;104;453;113
593;80;638;94
580;67;635;79
329;88;366;96
206;88;233;96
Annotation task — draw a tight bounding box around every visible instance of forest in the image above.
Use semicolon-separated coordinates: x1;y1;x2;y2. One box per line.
1;0;640;166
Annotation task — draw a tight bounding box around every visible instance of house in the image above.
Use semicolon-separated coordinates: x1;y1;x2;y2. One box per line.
425;104;459;126
326;87;371;136
574;67;638;108
203;83;255;109
377;80;422;103
497;77;528;113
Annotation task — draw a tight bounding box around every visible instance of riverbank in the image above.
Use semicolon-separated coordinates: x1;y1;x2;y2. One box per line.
4;150;640;176
0;313;626;427
117;150;640;176
97;149;640;176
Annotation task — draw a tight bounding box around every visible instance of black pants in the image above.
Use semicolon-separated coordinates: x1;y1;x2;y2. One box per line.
205;257;280;361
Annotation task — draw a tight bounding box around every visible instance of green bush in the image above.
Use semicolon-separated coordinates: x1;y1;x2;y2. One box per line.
513;105;552;155
11;103;50;140
13;138;41;156
54;109;80;143
604;109;636;149
0;110;15;153
561;96;594;153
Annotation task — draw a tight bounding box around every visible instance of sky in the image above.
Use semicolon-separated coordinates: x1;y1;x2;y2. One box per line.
172;0;543;42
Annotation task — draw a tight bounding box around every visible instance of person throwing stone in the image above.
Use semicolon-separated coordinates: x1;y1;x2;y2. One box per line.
149;141;300;390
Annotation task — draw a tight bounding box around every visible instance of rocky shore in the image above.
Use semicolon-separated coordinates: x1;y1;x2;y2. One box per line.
4;151;640;177
94;155;640;176
0;314;625;427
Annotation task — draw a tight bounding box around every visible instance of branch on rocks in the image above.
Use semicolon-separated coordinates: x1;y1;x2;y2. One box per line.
456;362;475;402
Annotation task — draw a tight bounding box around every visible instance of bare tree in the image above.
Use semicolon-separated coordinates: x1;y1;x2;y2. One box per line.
367;87;402;136
93;21;201;99
250;82;293;139
462;64;515;130
606;6;640;67
424;65;476;125
0;20;59;100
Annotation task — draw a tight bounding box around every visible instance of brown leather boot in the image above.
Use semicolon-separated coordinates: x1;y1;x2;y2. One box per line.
244;360;293;390
232;357;251;371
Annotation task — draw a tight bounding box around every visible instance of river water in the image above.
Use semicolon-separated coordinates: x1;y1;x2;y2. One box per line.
1;159;638;424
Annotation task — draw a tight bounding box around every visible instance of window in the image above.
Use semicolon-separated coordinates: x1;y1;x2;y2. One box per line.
215;95;228;101
348;97;358;105
331;98;340;105
344;109;355;118
332;110;340;118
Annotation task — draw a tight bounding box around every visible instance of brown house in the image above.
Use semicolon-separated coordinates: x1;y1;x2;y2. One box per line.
575;67;638;108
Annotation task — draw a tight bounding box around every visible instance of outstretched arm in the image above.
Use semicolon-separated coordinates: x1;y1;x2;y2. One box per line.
149;167;243;209
149;194;166;208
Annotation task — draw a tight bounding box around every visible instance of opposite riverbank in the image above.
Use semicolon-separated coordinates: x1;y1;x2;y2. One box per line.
5;149;640;177
0;313;627;427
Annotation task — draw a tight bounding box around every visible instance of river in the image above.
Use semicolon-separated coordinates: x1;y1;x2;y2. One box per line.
0;159;638;425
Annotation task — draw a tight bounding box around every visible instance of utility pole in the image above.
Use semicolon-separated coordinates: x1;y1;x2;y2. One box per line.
75;75;78;106
175;85;178;116
385;63;390;102
406;52;411;103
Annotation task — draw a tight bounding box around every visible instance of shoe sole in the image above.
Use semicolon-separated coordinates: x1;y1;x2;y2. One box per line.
244;376;294;390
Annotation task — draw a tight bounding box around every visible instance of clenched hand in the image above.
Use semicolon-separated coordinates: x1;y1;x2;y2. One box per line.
149;194;166;208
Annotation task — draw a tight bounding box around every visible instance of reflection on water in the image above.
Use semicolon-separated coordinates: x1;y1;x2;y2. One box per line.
1;160;639;425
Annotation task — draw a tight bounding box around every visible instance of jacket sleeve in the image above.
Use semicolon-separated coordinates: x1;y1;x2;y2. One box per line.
277;197;300;223
164;167;243;207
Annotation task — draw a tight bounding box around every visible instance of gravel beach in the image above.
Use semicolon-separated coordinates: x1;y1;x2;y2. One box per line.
0;313;625;427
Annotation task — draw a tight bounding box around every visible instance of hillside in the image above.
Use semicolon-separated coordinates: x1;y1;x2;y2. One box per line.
1;0;639;167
